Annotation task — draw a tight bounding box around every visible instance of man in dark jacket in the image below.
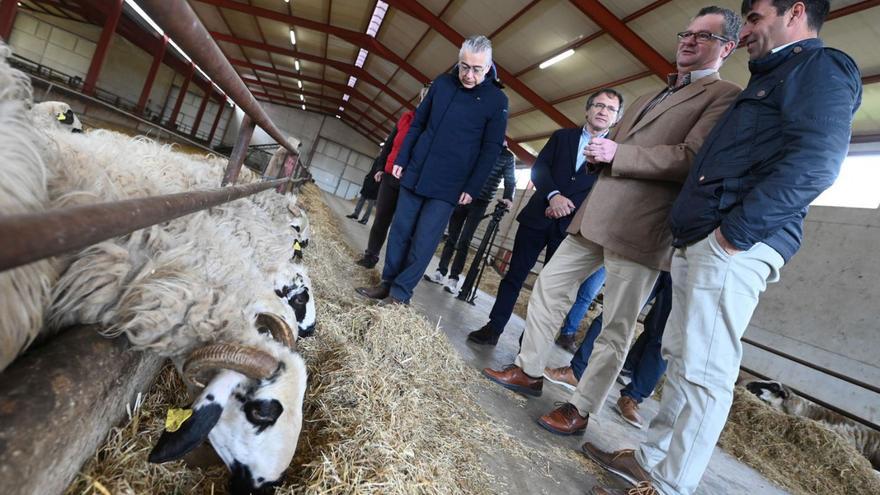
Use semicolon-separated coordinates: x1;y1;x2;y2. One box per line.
466;88;623;345
348;131;396;224
587;2;862;494
424;144;516;294
355;35;508;305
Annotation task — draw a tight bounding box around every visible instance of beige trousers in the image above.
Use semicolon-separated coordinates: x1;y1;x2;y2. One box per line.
515;235;659;416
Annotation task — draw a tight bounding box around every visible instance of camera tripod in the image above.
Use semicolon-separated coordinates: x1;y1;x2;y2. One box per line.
457;201;509;304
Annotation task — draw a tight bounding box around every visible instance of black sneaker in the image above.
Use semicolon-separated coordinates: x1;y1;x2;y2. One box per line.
356;254;379;268
467;324;500;346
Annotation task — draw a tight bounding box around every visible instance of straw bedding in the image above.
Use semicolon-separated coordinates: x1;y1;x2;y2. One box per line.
66;183;584;494
719;387;880;495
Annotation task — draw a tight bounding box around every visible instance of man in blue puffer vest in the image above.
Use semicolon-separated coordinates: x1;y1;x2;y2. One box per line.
355;35;508;305
586;2;862;495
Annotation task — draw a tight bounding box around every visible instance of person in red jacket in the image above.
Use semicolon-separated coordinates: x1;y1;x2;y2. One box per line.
355;85;429;268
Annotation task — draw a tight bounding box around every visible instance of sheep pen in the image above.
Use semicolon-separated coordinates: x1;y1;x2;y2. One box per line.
64;182;599;494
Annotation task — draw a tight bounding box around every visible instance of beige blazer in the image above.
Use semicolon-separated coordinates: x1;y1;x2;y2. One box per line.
567;73;741;271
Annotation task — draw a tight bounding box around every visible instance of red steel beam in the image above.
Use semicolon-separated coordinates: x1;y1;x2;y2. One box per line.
241;76;398;124
509;70;653;119
385;0;577;129
212;32;414;109
0;0;19;40
136;34;167;113
568;0;673;79
83;0;122;95
191;86;212;137
827;0;880;20
207;102;226;145
168;62;195;127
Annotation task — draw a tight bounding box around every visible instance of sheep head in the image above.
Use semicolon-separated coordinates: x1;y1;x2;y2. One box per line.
744;379;791;410
149;341;307;495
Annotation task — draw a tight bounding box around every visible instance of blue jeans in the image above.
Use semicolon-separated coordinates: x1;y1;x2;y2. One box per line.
382;187;455;303
559;267;606;336
570;272;672;404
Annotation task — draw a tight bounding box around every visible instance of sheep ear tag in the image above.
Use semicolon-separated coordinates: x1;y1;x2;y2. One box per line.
165;408;193;432
293;240;302;252
56;112;66;121
148;403;222;463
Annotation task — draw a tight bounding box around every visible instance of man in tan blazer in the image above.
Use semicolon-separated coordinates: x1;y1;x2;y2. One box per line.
482;6;742;438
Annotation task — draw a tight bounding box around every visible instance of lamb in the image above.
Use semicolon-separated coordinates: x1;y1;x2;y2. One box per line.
745;379;880;470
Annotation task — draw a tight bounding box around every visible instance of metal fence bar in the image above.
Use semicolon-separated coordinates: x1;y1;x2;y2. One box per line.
0;177;289;273
137;0;299;158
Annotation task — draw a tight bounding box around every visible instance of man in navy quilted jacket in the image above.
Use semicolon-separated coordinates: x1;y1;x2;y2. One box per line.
355;35;508;306
585;2;862;494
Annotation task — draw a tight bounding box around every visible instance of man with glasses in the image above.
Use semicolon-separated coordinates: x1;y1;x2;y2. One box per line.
482;5;741;443
355;35;507;306
466;88;623;346
587;1;862;494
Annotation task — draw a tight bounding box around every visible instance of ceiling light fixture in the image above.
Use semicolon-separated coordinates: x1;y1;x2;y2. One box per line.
539;49;575;70
335;114;341;118
294;59;300;71
299;94;304;101
301;104;306;110
289;29;296;46
342;94;350;102
297;80;302;89
338;106;344;111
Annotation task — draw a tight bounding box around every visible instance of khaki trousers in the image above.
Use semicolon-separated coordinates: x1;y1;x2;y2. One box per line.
636;234;783;495
515;235;659;416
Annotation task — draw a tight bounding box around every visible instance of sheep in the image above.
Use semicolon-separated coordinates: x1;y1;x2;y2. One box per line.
745;379;880;470
0;42;59;372
274;263;317;338
31;101;83;133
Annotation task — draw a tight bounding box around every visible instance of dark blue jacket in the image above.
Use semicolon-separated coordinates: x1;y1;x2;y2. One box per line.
395;67;508;205
517;128;598;235
669;39;862;262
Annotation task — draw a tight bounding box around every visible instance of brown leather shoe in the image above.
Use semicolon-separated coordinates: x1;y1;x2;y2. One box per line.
615;396;644;429
591;481;659;495
355;284;389;300
537;403;588;435
581;443;651;487
481;365;542;397
543;365;577;390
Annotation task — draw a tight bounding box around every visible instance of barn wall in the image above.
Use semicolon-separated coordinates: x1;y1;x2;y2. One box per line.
743;205;880;425
7;12;230;145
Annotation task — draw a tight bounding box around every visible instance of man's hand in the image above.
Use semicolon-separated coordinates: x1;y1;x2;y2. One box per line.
548;194;575;218
374;170;383;182
585;137;618;164
498;198;513;210
392;165;404;179
714;227;742;256
458;192;473;205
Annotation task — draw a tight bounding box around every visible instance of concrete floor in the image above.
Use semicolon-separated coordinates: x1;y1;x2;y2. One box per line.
327;194;789;495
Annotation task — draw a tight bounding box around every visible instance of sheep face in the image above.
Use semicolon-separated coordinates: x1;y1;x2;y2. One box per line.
744;380;790;410
149;345;307;495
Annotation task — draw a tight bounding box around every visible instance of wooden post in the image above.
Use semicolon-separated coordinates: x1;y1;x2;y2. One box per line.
0;325;164;495
222;114;254;186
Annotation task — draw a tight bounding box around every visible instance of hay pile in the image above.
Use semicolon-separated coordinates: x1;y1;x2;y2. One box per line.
719;387;880;495
68;183;582;494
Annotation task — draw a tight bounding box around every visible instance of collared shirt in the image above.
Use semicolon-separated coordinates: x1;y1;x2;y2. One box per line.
547;126;609;201
633;68;719;127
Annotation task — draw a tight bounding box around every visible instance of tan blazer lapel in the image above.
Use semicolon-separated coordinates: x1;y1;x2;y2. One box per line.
627;74;720;136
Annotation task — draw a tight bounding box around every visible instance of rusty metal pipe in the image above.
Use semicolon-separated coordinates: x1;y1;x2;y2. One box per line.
222;113;255;186
136;0;299;157
0;177;289;273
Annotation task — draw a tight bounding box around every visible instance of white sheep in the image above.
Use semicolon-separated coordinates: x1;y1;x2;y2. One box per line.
31;100;83;133
273;262;317;338
0;42;59;372
745;379;880;470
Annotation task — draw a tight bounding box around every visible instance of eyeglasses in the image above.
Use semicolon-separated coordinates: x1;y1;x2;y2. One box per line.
589;102;619;114
676;31;729;43
458;62;486;76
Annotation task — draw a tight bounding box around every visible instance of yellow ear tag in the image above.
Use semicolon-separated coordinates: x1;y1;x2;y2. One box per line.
165;407;193;432
56;112;66;121
293;240;302;252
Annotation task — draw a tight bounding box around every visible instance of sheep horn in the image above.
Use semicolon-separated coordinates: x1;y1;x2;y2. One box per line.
183;344;280;389
255;312;296;349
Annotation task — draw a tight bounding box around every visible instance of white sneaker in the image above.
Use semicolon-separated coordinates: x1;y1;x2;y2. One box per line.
443;276;462;294
423;270;446;285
